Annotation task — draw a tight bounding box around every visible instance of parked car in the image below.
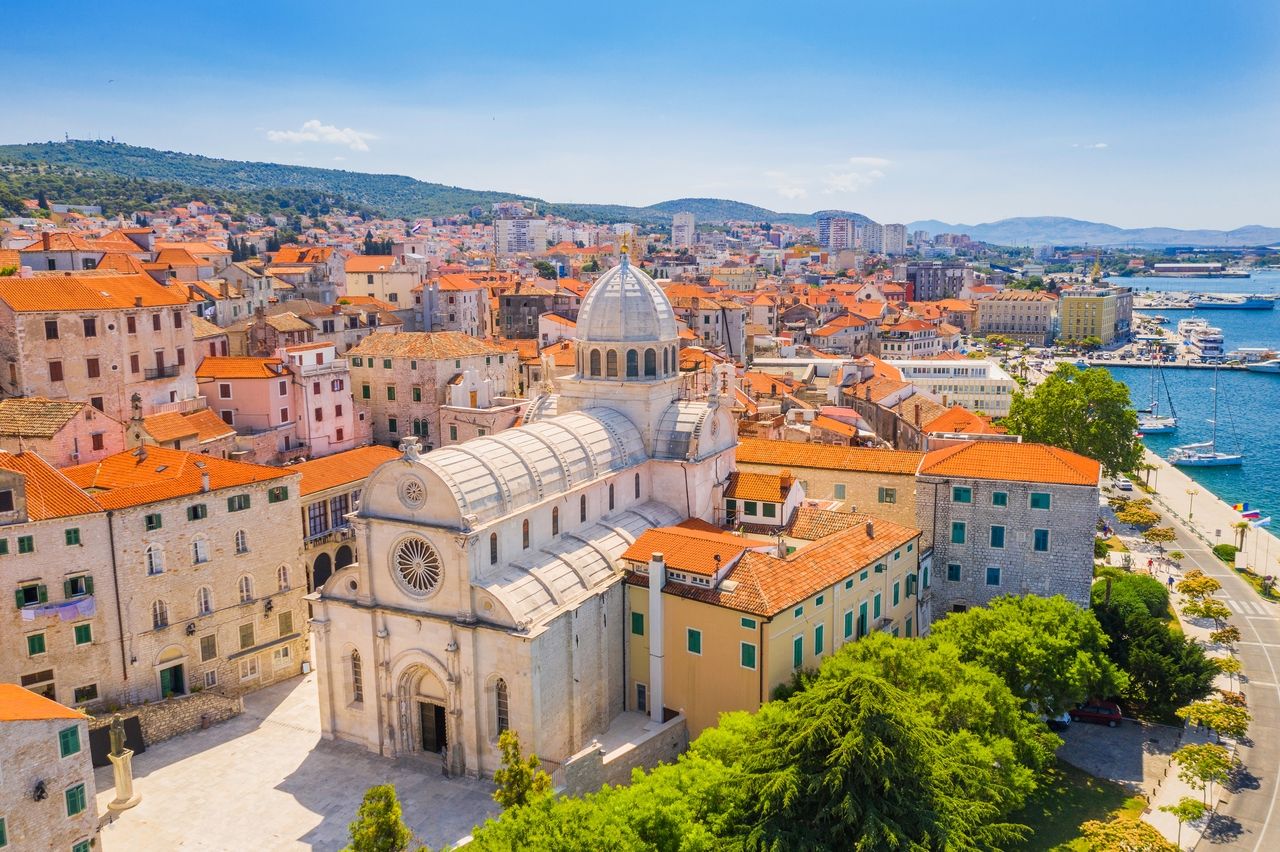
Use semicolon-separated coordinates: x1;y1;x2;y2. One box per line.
1069;701;1123;727
1042;712;1072;732
1113;479;1133;492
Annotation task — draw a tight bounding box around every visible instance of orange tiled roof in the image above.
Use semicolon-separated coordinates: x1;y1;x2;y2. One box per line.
195;357;286;379
63;446;292;510
620;525;756;577
0;684;86;721
345;255;398;273
18;232;101;253
918;440;1100;486
273;246;333;264
349;331;514;360
0;249;21;270
810;415;860;438
0;397;90;438
292;445;402;496
191;315;225;340
0;451;102;520
142;408;235;444
923;405;1001;435
725;471;790;503
0;272;187;312
787;507;869;541
737;437;922;475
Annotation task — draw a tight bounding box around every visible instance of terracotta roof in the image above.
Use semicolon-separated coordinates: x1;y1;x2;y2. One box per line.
339;295;399;312
273;246;333;264
345;255;399;273
0;684;86;722
0;398;88;438
787;506;872;541
63;446;292;510
922;405;1002;435
195;357;286;379
725;471;791;503
810;415;860;438
191;315;225;340
0;451;102;520
18;232;101;253
737;437;922;475
0;249;21;270
0;272;188;312
348;331;514;360
293;445;403;497
141;408;235;444
917;441;1101;486
620;525;756;577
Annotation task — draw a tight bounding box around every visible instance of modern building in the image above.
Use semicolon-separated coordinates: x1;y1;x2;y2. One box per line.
892;359;1018;416
892;262;970;301
495;216;548;256
976;290;1059;344
1058;285;1133;344
0;685;98;852
818;216;854;252
882;224;908;256
671;212;696;249
916;441;1100;613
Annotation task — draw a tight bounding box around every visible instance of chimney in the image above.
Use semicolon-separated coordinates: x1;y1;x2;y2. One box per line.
914;403;921;427
779;469;794;491
647;552;666;724
864;385;872;402
134;296;143;307
865;520;875;539
200;471;210;493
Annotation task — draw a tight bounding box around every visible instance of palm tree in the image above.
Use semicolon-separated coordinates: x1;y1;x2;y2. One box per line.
1137;461;1159;488
1233;520;1250;551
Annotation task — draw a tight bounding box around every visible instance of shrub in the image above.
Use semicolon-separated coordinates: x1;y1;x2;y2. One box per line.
1213;544;1238;563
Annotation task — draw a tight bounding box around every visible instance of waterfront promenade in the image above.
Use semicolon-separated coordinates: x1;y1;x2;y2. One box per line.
1140;450;1280;850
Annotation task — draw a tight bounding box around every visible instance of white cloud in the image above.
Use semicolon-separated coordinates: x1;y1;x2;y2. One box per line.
763;169;808;200
1072;142;1108;149
266;119;376;152
821;155;891;194
845;156;892;168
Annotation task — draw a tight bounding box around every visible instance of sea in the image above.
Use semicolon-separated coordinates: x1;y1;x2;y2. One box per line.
1102;269;1280;517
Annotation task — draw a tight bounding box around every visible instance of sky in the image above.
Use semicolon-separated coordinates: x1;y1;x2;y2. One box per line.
4;1;1279;229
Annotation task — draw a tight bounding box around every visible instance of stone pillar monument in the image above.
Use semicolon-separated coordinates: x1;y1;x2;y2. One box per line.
107;714;141;812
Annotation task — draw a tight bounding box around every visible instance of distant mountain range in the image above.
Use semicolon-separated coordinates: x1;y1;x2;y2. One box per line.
905;216;1280;249
0;141;1274;247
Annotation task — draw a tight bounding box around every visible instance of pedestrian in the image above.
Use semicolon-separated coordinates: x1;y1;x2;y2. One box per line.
1167;575;1175;589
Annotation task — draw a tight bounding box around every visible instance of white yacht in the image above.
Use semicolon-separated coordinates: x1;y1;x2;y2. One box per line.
1169;367;1242;467
1246;358;1280;374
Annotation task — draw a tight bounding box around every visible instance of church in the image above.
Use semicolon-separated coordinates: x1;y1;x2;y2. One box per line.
310;248;739;776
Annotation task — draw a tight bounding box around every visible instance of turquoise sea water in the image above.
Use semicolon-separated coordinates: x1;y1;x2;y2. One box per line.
1102;269;1280;516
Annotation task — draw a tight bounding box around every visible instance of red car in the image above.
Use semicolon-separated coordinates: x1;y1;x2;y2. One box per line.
1069;701;1123;727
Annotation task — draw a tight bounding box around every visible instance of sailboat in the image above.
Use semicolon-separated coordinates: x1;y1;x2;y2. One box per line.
1169;366;1242;466
1136;355;1177;433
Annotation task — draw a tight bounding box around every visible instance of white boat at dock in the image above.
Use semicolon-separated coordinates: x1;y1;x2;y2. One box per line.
1245;358;1280;374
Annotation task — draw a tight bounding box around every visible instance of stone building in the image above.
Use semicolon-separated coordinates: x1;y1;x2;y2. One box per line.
0;685;98;852
0;397;126;467
310;250;739;777
0;271;200;423
292;445;402;592
346;331;519;449
420;274;489;338
916;441;1100;613
63;447;306;703
976;290;1058;344
2;452;120;707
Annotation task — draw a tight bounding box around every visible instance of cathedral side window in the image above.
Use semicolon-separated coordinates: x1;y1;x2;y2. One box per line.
489;533;498;565
589;350;601;377
238;575;255;603
634;473;640;499
580;495;587;523
522;519;530;550
495;678;510;735
608;483;615;511
350;651;363;704
551;508;559;537
606;350;619;378
644;348;656;377
626;349;638;377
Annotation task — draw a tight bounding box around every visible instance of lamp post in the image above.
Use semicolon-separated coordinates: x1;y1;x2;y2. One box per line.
1187;487;1200;523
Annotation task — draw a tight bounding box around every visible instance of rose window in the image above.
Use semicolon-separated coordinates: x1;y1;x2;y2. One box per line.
393;537;441;595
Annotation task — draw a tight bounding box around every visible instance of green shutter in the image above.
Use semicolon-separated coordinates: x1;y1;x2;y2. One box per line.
85;575;94;595
63;579;73;599
14;589;24;609
37;584;47;603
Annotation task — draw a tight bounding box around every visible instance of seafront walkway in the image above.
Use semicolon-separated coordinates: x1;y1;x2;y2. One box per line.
1137;450;1280;850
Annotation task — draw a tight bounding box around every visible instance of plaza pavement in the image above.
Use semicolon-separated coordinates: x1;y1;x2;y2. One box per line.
95;673;498;851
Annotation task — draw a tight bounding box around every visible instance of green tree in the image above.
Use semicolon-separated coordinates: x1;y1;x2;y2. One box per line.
1181;597;1231;625
36;189;49;209
1079;816;1177;851
581;258;600;273
1177;699;1251;741
1215;655;1242;689
1209;624;1241;651
533;260;557;280
1171;742;1234;804
1177;574;1222;600
491;729;552;810
1116;504;1161;529
1002;364;1142;474
1159;796;1208;847
1142;527;1177;551
344;785;416;852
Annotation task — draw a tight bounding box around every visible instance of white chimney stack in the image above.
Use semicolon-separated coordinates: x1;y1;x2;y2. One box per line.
647;552;666;724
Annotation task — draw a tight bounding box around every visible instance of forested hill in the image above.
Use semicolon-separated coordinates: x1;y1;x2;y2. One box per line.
0;141;835;225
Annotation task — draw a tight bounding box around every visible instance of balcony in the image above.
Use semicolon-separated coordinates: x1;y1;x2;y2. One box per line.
144;365;182;380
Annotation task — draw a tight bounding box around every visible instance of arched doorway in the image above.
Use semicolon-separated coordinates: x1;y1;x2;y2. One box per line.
312;552;333;592
398;665;450;757
155;645;187;699
335;545;354;570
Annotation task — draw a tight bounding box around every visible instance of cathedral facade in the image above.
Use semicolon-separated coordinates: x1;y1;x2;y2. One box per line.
310;252;738;776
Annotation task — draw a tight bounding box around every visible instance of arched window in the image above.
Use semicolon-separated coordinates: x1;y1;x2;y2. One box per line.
626;349;639;377
196;586;213;616
589;349;601;377
238;575;254;604
495;677;510;735
522;519;530;549
152;599;169;630
234;529;248;554
351;651;364;704
489;532;498;565
634;472;641;499
644;348;657;377
191;538;209;565
608;483;615;511
580;494;587;523
277;565;290;592
552;507;560;536
663;347;670;375
606;350;619;377
145;544;165;575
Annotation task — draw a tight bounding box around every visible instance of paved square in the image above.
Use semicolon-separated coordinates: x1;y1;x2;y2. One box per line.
95;674;498;851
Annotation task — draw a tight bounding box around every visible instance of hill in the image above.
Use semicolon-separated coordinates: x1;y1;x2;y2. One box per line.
0;141;843;226
906;215;1280;248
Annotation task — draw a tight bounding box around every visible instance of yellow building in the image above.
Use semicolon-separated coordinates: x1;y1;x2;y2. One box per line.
1058;286;1122;344
623;511;924;736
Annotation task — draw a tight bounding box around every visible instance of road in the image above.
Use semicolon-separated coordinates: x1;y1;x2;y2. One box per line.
1143;479;1280;850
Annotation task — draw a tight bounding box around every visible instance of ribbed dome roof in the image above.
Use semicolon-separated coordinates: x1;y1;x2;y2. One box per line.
575;257;679;343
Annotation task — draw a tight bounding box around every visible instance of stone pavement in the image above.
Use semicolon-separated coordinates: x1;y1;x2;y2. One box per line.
95;673;498;851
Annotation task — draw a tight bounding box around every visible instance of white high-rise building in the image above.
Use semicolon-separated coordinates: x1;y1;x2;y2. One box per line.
671;212;695;248
818;216;854;251
883;224;907;255
857;222;884;253
495;217;548;256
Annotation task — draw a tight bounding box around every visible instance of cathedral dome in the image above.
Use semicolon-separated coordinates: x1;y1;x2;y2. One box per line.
576;254;679;344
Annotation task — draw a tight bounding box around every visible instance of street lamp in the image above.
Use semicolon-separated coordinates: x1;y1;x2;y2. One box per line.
1186;487;1200;522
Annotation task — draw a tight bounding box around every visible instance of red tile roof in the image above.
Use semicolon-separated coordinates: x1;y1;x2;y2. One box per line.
63;446;292;510
0;451;102;520
292;445;402;496
195;357;286;379
620;526;756;576
0;684;86;721
917;441;1100;486
0;272;188;312
737;437;922;475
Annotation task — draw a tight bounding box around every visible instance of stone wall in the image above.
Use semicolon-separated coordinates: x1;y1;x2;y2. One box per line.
557;714;688;797
90;690;243;746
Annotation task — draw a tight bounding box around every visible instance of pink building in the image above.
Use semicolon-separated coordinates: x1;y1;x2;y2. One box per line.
195;356;303;463
277;343;363;457
0;397;125;467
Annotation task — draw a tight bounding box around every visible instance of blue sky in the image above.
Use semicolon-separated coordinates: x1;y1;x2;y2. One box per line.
4;1;1278;228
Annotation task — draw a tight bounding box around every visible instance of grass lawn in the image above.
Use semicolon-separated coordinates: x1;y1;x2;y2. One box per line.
1010;760;1146;851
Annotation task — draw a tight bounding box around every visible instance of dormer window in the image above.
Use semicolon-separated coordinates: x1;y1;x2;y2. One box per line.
0;489;13;512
